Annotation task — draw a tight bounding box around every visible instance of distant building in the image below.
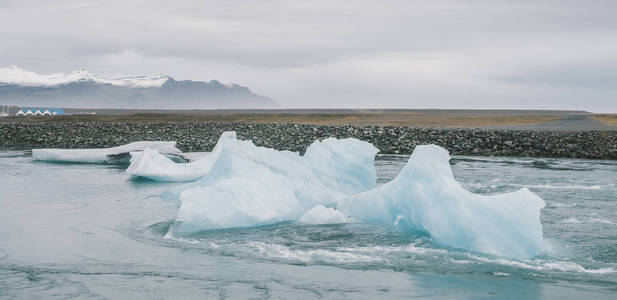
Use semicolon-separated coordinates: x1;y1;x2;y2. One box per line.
16;107;66;116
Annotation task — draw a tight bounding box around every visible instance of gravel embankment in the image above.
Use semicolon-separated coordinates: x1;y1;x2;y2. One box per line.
1;122;616;159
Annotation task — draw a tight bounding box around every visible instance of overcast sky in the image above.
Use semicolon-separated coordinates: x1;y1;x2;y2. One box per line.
1;0;616;112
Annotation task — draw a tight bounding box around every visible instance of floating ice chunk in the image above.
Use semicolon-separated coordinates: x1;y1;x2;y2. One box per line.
298;205;353;224
337;145;545;259
303;137;379;195
32;141;181;164
169;136;378;234
126;132;236;182
173;152;210;162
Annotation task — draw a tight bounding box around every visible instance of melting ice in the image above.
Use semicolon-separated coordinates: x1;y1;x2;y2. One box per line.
53;131;544;259
158;133;545;259
298;205;353;224
126;132;236;182
33;141;181;164
337;145;546;259
166;134;379;233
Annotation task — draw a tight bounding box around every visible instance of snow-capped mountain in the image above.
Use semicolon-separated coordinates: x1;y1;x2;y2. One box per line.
0;66;276;109
0;66;170;88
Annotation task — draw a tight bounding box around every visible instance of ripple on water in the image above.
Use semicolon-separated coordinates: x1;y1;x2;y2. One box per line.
149;221;617;289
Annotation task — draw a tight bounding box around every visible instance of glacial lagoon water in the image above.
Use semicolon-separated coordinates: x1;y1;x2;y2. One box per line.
0;149;616;299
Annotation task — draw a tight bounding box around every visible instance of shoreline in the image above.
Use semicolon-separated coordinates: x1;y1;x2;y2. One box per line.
2;121;616;159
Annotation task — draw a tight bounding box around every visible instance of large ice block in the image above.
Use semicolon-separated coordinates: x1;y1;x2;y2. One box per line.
337;145;546;259
168;136;379;234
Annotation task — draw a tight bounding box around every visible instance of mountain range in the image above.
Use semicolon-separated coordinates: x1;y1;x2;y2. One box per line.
0;66;276;109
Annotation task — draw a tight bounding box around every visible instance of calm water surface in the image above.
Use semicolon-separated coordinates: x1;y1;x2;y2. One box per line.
0;150;616;299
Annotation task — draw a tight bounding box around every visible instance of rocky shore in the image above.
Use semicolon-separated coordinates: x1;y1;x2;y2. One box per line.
1;121;616;159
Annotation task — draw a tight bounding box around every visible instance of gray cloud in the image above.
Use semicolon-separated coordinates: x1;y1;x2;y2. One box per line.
1;0;616;112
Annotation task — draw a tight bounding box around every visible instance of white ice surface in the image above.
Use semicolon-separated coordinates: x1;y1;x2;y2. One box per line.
175;152;211;162
298;205;353;224
168;136;378;233
32;141;181;164
126;132;236;182
0;65;169;88
337;145;546;259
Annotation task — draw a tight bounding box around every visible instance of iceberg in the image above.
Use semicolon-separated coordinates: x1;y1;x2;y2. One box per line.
33;141;181;164
337;145;546;259
126;132;236;182
159;133;545;258
168;136;379;234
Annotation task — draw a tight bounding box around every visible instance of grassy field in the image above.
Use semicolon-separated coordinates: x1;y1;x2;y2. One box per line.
0;112;562;127
594;114;617;126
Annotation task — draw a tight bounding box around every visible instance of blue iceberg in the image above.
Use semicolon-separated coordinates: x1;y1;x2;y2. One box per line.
337;145;546;259
162;132;546;259
167;135;378;234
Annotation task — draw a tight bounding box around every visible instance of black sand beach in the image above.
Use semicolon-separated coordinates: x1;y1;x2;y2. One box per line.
2;109;616;159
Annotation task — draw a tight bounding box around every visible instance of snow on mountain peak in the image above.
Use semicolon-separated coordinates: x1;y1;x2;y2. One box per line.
0;65;170;88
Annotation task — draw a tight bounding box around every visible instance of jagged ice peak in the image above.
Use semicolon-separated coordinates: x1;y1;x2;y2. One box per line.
0;65;171;88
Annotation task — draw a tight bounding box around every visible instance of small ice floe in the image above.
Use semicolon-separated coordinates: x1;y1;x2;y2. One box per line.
298;205;353;225
125;132;236;182
32;141;181;164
